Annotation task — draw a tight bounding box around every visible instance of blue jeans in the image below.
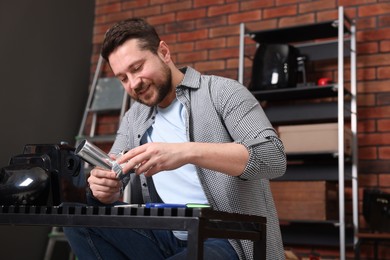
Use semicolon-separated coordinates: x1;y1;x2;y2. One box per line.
63;227;238;260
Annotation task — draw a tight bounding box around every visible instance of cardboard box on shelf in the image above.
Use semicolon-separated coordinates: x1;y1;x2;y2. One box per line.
278;123;352;155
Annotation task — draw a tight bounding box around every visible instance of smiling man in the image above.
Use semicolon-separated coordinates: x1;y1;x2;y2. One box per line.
64;18;287;260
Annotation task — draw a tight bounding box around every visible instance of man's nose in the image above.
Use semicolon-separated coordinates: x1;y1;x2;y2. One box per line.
127;76;141;90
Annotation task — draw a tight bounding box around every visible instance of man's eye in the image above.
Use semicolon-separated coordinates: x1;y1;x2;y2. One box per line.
120;77;128;83
132;65;141;73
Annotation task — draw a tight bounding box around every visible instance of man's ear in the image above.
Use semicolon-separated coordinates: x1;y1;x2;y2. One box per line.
158;41;171;63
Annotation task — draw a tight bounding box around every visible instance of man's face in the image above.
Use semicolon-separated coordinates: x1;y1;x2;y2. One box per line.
108;39;172;107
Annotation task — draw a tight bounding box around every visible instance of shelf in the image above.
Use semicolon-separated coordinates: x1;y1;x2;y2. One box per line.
275;162;352;181
251;85;351;101
239;7;358;257
280;222;354;247
263;101;351;125
286;152;349;161
249;20;351;44
295;39;351;61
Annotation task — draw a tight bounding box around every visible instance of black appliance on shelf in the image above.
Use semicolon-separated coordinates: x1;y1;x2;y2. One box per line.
363;189;390;232
0;143;87;206
250;43;300;91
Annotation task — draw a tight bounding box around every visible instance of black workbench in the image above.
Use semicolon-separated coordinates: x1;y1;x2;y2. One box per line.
0;205;266;260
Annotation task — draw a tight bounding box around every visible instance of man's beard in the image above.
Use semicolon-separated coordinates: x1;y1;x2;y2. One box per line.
135;63;172;107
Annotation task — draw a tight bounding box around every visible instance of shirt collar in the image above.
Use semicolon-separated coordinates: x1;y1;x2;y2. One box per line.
177;66;201;90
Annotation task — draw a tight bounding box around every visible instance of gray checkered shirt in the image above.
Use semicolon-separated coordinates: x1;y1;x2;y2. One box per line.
110;67;286;260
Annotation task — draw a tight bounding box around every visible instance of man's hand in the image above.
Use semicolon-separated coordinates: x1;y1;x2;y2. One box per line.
117;142;188;177
88;167;123;204
116;142;249;177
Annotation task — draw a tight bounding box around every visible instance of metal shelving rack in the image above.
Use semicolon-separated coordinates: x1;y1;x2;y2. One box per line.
238;6;357;260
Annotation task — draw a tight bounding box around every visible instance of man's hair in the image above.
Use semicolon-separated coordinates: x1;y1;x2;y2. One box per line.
101;18;161;61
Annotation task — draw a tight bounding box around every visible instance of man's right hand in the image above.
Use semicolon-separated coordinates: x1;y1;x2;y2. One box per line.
88;167;123;204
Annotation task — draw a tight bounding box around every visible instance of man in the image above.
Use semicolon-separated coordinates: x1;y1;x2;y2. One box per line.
64;18;286;260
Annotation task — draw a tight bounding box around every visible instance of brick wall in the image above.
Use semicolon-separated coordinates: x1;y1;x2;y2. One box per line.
89;0;390;259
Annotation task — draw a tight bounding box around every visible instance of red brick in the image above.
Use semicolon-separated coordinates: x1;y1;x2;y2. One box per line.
358;132;390;146
244;19;278;32
210;25;240;38
345;7;360;21
99;114;120;124
177;50;208;63
356;17;377;30
377;93;390;106
177;29;208;42
358;174;379;188
162;1;192;13
317;10;338;22
92;33;105;44
177;8;206;21
194;0;224;8
264;5;297;20
279;13;315;28
358;3;390;17
379;174;390;188
95;2;122;15
208;3;239;17
378;66;390;79
148;13;176;26
122;1;149;10
357;67;376;81
195;38;226;50
228;10;261;24
339;0;377;6
378;119;390;132
194;60;225;72
379;15;390;27
240;1;274;11
358;119;376;133
161;33;177;45
196;16;227;29
165;21;195;34
358;27;390;41
209;48;238;60
94;15;107;25
226;58;239;69
358;94;376;107
359;80;390;95
105;10;134;24
380;40;390;52
93;24;111;35
169;42;195;54
215;69;238;81
357;42;379;55
150;0;176;4
226;35;239;48
299;1;336;13
359;146;377;160
358;53;390;68
136;6;162;17
359;105;390;120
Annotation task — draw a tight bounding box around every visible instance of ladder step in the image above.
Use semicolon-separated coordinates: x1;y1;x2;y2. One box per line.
75;135;117;143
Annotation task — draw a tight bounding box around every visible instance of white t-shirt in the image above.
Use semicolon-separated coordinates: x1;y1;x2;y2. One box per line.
146;98;208;240
146;98;208;205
